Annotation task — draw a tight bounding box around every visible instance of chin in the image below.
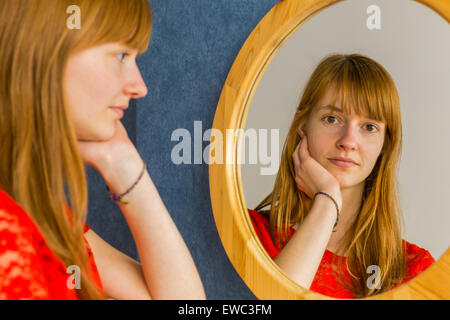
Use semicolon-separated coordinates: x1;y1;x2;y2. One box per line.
330;171;354;189
339;178;365;191
81;125;115;141
97;128;116;141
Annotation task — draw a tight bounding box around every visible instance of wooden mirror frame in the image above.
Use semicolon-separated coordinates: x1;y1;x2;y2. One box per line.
209;0;450;299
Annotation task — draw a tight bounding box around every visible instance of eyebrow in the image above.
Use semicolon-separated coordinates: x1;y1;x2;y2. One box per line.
318;105;344;113
115;43;140;54
318;105;384;124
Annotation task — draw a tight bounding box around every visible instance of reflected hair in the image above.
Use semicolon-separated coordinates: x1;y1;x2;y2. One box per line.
0;0;151;299
255;53;406;297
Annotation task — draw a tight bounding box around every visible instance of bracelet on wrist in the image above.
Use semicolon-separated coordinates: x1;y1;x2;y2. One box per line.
106;161;147;205
313;191;340;232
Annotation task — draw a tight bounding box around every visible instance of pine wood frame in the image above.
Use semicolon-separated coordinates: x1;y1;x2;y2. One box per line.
209;0;450;299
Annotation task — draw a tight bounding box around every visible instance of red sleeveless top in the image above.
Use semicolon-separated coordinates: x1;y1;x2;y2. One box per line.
248;209;435;298
0;189;104;299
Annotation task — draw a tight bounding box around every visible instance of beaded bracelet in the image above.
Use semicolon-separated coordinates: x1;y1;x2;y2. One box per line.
313;191;340;232
106;162;147;204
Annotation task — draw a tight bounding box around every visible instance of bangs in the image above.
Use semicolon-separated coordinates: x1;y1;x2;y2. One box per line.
77;0;152;53
311;55;399;126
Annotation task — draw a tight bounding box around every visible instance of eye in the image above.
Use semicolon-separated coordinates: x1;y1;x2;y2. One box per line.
322;115;340;125
364;123;379;132
117;52;130;62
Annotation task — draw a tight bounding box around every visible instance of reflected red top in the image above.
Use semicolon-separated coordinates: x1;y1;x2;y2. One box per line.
248;209;436;299
0;189;104;299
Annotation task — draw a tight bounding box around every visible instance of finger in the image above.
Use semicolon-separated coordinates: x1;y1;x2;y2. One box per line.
298;134;309;161
298;127;305;137
294;175;305;190
295;177;312;199
292;142;301;169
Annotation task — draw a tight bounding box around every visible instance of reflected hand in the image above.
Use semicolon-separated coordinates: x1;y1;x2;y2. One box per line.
292;130;342;206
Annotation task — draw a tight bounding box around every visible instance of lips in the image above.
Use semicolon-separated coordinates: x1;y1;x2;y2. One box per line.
110;107;125;119
329;157;357;164
109;105;128;118
111;105;128;110
328;157;358;168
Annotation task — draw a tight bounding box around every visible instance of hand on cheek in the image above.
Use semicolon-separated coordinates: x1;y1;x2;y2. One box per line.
292;127;342;205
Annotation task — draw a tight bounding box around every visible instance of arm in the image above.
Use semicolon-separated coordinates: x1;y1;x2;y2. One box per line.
274;192;338;289
78;122;206;300
103;159;206;300
274;130;341;289
83;228;152;300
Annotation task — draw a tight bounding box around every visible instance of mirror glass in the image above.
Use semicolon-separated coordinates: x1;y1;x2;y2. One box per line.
241;0;450;298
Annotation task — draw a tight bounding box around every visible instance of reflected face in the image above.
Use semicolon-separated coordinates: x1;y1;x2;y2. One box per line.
300;87;386;190
64;43;148;141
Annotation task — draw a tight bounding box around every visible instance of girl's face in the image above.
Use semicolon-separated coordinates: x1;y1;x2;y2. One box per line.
64;43;148;141
300;87;386;190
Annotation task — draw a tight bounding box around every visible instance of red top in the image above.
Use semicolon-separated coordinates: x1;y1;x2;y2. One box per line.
248;209;436;299
0;189;104;299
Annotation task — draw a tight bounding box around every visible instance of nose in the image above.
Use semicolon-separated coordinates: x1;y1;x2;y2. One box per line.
123;64;148;99
336;124;358;152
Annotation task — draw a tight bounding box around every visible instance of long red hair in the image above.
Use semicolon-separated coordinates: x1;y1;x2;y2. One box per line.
0;0;152;299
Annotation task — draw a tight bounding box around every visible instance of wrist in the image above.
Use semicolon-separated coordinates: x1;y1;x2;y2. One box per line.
321;188;342;209
106;162;148;204
313;191;341;217
100;150;145;193
311;194;339;223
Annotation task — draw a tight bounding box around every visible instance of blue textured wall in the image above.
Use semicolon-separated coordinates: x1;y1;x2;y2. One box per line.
86;0;279;299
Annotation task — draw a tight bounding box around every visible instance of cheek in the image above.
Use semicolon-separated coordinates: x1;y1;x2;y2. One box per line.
73;72;111;107
363;143;383;168
306;130;333;160
64;66;118;139
65;55;120;112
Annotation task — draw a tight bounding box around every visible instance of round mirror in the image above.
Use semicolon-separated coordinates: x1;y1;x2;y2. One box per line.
210;0;450;299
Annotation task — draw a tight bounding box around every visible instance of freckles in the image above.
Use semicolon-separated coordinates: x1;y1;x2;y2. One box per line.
308;133;329;160
374;138;385;155
67;59;100;96
363;144;382;166
83;67;116;101
77;53;112;87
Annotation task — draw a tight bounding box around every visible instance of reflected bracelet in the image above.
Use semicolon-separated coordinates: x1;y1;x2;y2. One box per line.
313;191;340;232
106;162;147;205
